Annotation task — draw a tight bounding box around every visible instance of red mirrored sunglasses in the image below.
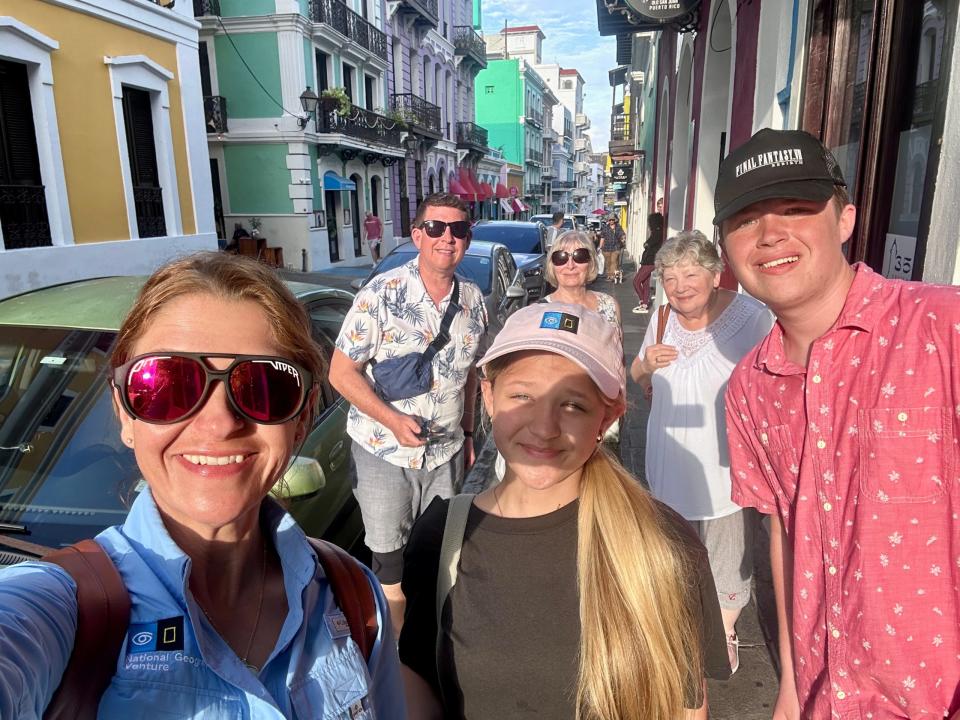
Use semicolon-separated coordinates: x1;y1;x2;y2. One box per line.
113;353;312;425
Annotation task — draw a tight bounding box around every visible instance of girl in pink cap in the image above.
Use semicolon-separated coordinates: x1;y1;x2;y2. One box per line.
398;302;730;720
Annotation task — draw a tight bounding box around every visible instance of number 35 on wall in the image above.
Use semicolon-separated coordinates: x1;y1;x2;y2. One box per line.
882;234;916;280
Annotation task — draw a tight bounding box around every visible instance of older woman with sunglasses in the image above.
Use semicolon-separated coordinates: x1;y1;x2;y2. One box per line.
544;230;621;327
0;253;405;718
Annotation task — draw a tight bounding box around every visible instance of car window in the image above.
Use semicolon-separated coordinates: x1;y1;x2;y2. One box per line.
307;300;352;408
471;225;543;254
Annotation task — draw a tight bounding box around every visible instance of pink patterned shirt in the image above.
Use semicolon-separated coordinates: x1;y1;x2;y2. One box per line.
726;263;960;718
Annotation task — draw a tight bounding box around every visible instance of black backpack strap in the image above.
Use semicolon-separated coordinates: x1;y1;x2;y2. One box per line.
308;538;378;661
43;540;131;720
422;277;461;363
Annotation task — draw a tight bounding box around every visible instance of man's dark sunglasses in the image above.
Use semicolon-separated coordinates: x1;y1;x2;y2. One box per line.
113;352;312;425
417;219;471;239
550;248;592;266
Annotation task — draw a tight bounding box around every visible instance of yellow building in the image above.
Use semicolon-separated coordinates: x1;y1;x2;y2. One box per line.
0;0;215;299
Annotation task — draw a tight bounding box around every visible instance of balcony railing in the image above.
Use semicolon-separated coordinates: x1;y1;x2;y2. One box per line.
524;185;541;197
391;93;441;136
575;113;590;129
0;184;51;249
204;95;228;134
193;0;220;16
541;166;554;178
310;0;387;59
552;180;575;190
525;148;543;165
453;26;486;69
316;102;402;147
456;121;487;151
395;0;438;28
133;186;166;239
525;108;543;128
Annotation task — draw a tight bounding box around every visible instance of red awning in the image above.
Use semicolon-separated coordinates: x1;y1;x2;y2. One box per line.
478;182;494;200
458;169;479;197
495;183;511;199
449;177;469;196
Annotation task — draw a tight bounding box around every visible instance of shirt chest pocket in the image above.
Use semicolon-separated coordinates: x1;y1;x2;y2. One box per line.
99;678;242;719
290;643;374;720
858;406;953;503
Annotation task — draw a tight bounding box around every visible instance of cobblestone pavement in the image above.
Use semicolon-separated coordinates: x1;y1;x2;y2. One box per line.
286;259;782;716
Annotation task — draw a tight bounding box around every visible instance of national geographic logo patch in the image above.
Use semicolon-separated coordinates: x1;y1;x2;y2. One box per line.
540;311;580;334
128;616;185;654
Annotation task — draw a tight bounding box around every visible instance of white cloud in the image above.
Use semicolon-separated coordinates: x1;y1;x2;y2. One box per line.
480;0;617;149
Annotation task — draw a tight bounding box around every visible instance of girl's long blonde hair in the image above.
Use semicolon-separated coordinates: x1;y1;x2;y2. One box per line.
577;446;703;719
483;357;704;719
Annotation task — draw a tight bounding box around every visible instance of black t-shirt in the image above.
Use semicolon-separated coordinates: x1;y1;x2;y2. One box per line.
399;496;730;719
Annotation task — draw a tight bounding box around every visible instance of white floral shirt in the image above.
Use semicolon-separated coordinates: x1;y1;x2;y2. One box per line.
335;257;488;470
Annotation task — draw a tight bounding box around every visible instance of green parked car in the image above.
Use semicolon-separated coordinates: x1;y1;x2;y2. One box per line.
0;276;364;566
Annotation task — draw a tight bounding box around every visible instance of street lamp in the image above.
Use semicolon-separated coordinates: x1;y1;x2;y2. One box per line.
298;86;319;130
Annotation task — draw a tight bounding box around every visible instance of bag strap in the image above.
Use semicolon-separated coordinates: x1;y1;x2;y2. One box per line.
43;540;131;720
656;304;671;344
308;537;378;661
423;277;461;363
435;493;474;707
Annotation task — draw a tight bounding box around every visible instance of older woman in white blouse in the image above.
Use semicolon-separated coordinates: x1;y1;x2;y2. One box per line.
630;230;773;674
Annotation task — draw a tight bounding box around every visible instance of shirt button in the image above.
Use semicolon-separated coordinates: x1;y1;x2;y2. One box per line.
812;374;822;384
828;565;838;575
836;690;846;700
760;432;769;443
897;411;908;422
831;629;840;638
817;439;827;450
823;502;833;511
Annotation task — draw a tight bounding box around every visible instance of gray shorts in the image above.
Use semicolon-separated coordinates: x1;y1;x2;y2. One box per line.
690;509;756;610
350;441;463;555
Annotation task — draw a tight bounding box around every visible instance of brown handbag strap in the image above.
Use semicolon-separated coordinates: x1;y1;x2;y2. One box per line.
43;539;131;720
308;538;378;661
655;304;670;344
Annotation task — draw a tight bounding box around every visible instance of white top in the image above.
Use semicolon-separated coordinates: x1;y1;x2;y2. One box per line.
640;293;775;520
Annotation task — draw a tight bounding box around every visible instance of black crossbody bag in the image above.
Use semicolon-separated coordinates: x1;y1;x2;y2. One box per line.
370;278;461;401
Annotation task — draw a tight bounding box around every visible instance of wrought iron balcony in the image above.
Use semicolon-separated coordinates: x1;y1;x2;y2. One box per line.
525;108;543;128
0;184;51;249
552;180;575;190
204;95;228;134
524;185;541;198
453;26;486;70
391;93;441;138
525;148;543;165
456;121;487;152
133;186;166;239
193;0;220;16
316;101;402;147
394;0;438;29
310;0;387;60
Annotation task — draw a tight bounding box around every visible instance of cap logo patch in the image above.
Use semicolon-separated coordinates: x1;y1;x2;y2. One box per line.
735;148;804;178
540;311;580;334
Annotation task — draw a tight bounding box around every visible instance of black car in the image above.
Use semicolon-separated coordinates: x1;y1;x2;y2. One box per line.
469;221;548;301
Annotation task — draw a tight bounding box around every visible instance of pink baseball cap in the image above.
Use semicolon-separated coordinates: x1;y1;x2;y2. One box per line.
478;302;626;400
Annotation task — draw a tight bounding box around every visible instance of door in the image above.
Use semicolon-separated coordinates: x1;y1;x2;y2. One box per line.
209;158;224;241
121;86;165;238
325;189;340;262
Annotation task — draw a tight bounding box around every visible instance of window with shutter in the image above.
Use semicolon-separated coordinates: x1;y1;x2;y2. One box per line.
0;59;51;249
121;86;166;238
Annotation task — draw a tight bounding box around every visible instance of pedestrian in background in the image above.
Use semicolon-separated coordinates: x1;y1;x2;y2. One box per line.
632;211;665;314
399;303;729;720
630;230;773;674
546;210;565;250
599;216;626;283
719;128;960;718
329;193;488;633
363;211;384;263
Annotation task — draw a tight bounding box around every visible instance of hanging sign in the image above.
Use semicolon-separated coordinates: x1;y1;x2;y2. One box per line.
624;0;701;21
610;164;633;184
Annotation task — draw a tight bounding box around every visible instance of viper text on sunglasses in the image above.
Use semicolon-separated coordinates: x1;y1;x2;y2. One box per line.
551;248;592;266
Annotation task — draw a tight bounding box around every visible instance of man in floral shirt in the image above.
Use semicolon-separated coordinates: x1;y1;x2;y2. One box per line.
330;193;488;629
718;129;960;718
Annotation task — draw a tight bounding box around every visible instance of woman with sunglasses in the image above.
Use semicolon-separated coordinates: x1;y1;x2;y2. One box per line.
0;253;405;718
399;303;730;719
544;231;621;328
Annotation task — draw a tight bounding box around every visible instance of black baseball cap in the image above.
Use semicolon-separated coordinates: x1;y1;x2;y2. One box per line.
713;129;847;225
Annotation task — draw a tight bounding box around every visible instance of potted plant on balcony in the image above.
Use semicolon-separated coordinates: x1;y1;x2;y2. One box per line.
320;87;351;115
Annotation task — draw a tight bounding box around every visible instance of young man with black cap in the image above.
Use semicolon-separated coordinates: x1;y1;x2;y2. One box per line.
717;128;960;719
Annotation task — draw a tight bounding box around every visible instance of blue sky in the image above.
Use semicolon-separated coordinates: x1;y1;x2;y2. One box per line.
479;0;617;151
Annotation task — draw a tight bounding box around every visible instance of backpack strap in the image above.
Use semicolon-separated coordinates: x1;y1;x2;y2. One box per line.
435;493;474;706
655;303;671;344
308;538;378;661
43;539;131;720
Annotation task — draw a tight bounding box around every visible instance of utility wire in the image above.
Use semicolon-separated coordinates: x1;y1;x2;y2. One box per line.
216;16;306;120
